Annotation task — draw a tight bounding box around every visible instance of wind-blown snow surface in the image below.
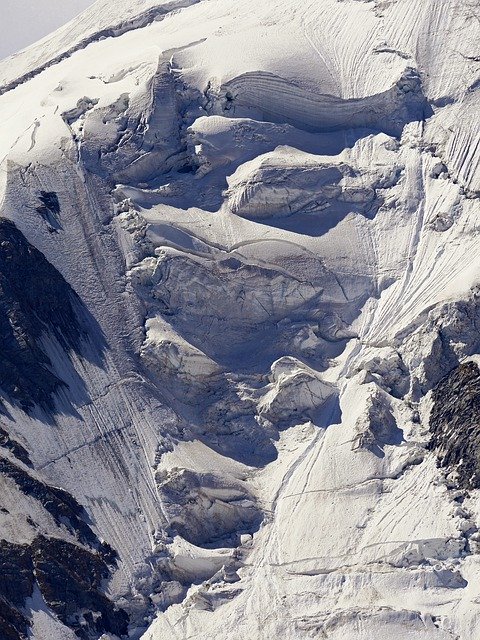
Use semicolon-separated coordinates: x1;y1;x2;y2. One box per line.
0;0;479;638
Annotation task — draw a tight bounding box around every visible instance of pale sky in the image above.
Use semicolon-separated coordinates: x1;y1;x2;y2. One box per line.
1;0;96;60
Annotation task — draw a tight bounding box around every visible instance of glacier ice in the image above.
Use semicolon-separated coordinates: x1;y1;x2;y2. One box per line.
0;0;479;638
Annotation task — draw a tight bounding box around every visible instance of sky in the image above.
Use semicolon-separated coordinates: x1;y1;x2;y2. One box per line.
1;0;96;60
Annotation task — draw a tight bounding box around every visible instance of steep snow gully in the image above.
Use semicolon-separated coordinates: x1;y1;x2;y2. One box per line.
0;0;479;638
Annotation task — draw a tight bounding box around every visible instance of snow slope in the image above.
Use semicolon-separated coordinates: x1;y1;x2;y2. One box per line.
0;0;479;638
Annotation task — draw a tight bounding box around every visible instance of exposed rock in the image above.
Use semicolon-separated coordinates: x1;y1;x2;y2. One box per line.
0;457;101;547
0;425;31;467
0;218;97;410
0;441;123;640
36;191;62;232
430;162;448;179
32;536;128;639
0;596;30;640
0;536;127;640
0;541;34;607
0;541;34;640
429;361;480;489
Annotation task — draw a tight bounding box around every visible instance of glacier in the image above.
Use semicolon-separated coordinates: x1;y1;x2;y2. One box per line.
0;0;479;638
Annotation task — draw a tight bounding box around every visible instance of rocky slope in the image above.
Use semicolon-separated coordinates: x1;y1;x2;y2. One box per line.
0;0;479;638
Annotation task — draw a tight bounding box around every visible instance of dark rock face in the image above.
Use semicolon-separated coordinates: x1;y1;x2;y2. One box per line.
0;542;34;609
0;457;101;547
0;596;31;640
32;536;129;639
0;431;126;639
38;192;60;216
0;426;31;467
429;361;480;489
0;537;128;640
0;542;33;640
0;218;86;410
36;191;62;232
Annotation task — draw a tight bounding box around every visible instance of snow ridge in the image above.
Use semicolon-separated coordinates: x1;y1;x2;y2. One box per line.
0;0;200;98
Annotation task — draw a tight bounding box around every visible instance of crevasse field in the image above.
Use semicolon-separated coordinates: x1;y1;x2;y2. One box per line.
0;1;479;639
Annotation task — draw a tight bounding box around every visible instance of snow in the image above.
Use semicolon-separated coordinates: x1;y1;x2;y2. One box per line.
0;0;479;638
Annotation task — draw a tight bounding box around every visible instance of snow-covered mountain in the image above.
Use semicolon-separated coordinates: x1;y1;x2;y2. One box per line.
0;0;479;638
